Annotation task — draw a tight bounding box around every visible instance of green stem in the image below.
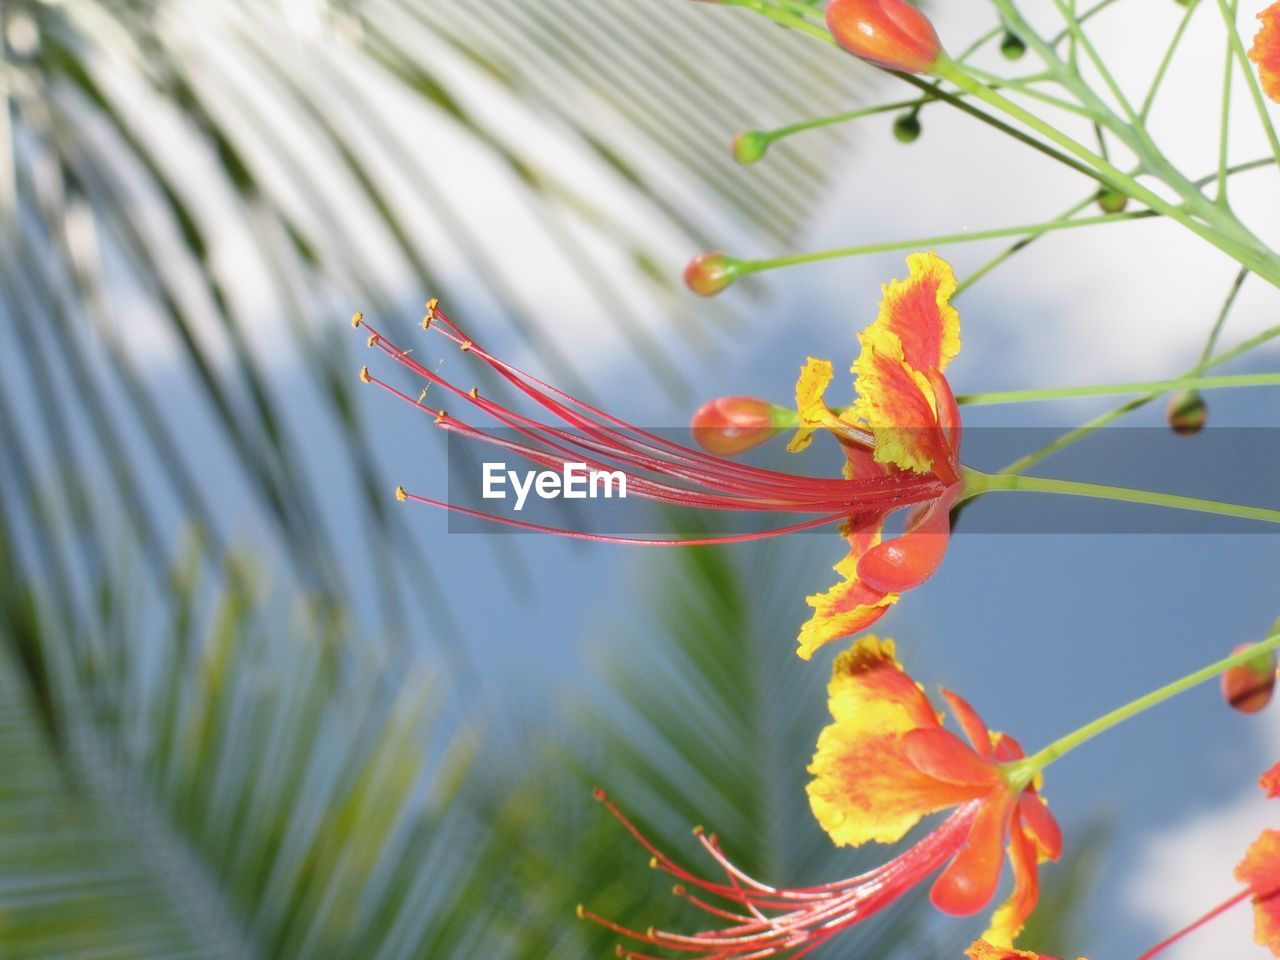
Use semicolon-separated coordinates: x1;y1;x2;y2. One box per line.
957;371;1280;406
1000;269;1253;475
731;211;1152;277
1141;0;1202;120
933;58;1280;283
1008;631;1280;783
972;469;1280;525
1218;0;1237;205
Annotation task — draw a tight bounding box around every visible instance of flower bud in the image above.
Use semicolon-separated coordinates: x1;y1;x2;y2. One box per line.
684;253;740;297
691;396;784;456
1166;389;1207;436
732;131;769;165
893;112;922;143
825;0;943;74
1222;643;1277;714
1000;32;1026;60
1097;188;1128;213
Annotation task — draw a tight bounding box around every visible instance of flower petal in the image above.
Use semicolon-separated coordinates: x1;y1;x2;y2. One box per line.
1018;793;1063;862
788;357;835;453
797;514;896;659
858;481;962;594
852;326;954;476
984;811;1042;947
807;636;983;847
903;727;1001;786
1250;3;1280;104
966;942;1070;960
873;251;962;374
1237;828;1280;955
1261;762;1280;799
932;789;1018;916
940;689;995;759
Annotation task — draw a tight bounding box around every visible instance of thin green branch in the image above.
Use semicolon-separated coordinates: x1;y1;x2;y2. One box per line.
957;371;1280;406
1216;0;1280;171
1141;0;1202;120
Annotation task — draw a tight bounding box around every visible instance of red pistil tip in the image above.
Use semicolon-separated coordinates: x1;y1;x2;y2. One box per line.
1222;643;1277;714
395;486;408;502
351;311;364;328
593;787;609;802
683;252;740;297
825;0;944;74
691;396;783;456
731;130;769;165
1166;389;1207;436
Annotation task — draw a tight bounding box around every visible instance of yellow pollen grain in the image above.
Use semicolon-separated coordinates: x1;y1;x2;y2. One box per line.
351;311;363;328
395;486;407;502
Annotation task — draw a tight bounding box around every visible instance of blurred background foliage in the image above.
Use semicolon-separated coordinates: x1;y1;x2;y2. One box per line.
0;0;1092;956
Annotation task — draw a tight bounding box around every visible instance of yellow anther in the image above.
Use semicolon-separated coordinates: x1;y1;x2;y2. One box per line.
395;486;408;502
434;410;448;425
469;387;479;400
575;904;585;920
459;339;473;352
417;388;429;405
351;311;364;328
421;315;433;331
646;927;656;938
648;856;658;869
426;297;439;315
359;366;372;384
672;884;686;896
691;825;704;837
367;333;380;348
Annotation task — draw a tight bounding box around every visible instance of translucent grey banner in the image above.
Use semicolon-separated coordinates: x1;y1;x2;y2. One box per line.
438;428;1280;535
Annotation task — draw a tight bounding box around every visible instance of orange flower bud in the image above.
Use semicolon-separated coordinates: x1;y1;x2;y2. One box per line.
825;0;943;74
1166;389;1207;436
691;396;783;456
683;252;740;297
1222;643;1277;714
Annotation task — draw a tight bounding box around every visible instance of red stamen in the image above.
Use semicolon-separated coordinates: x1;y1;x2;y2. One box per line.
354;308;949;539
1136;886;1258;959
583;789;979;958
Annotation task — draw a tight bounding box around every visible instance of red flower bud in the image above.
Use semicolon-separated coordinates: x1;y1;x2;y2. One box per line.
683;252;740;297
691;396;782;456
825;0;943;74
1222;643;1277;714
1166;389;1207;436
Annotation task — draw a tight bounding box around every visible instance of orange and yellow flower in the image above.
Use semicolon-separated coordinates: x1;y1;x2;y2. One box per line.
1237;762;1280;955
580;638;1060;957
1251;2;1280;104
808;637;1062;946
791;251;967;659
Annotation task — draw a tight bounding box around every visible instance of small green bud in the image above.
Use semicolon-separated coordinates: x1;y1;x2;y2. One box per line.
1000;32;1026;60
1166;389;1207;436
731;131;769;166
1097;189;1129;214
893;112;922;143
